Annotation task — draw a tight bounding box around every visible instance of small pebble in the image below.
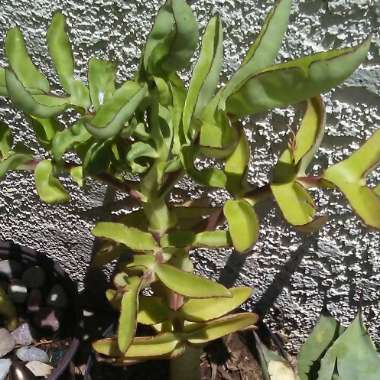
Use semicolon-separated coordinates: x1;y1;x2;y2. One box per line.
27;289;42;313
0;358;11;380
8;280;28;304
0;328;15;358
16;347;49;363
11;323;33;346
47;284;67;308
9;361;37;380
22;266;45;289
34;309;60;333
0;260;22;280
25;361;53;377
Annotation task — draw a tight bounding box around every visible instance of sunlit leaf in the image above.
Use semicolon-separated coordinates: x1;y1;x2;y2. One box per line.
193;230;231;248
224;199;259;253
85;81;148;139
47;12;90;108
92;222;158;251
183;16;223;139
5;27;49;93
69;166;83;187
185;313;258;344
5;69;67;118
126;141;158;174
222;0;292;101
179;287;252;322
138;296;172;325
88;58;116;110
118;276;142;353
224;39;370;116
318;314;380;380
29;116;61;149
0;144;33;179
0;122;12;159
34;159;69;203
297;312;338;380
323;129;380;230
93;333;182;359
122;254;155;272
155;263;231;298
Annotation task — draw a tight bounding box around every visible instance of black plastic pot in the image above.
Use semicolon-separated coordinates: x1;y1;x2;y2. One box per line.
0;240;79;380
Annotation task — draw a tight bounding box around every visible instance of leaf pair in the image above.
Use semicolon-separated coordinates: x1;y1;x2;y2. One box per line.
323;129;380;230
271;96;326;229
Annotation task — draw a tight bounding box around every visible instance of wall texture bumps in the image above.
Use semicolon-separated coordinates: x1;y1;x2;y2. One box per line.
0;0;379;352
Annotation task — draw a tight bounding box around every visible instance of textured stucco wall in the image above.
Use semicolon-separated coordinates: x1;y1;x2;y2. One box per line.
0;0;379;352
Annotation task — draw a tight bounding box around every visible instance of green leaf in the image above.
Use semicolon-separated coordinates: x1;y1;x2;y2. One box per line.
323;129;380;230
193;230;231;248
143;0;198;76
69;166;83;187
126;141;159;174
179;287;252;322
85;81;148;139
92;243;129;268
29;116;60;149
138;296;172;325
318;314;380;380
185;313;258;344
183;16;223;139
122;254;156;271
88;58;117;110
5;27;49;93
271;150;316;226
293;96;326;175
0;122;12;159
5;69;68;118
52;121;91;162
225;131;250;194
82;139;113;175
47;13;90;108
155;263;231;298
0;68;7;96
297;313;338;380
222;0;292;101
34;159;69;203
92;222;158;251
118;276;142;353
93;333;182;359
181;145;227;188
224;39;370;117
0;144;33;179
224;199;259;253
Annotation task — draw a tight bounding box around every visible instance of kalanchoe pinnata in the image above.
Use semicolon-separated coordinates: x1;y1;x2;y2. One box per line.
0;0;377;377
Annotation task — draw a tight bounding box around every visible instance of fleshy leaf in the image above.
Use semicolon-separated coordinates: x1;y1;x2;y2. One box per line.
82;139;113;175
93;333;182;359
183;16;223;139
5;27;49;93
155;263;231;298
143;0;198;76
224;39;370;116
225;131;250;194
0;68;7;96
160;230;230;249
70;166;83;187
92;222;158;251
0;122;12;159
5;69;67;118
297;312;338;380
0;144;33;179
138;296;172;325
323;129;380;230
179;287;252;322
85;81;148;139
52;121;91;162
118;276;142;353
34;159;70;203
222;0;292;101
122;254;155;272
126;141;159;174
318;314;380;380
47;13;90;108
88;58;117;110
185;313;258;344
29;116;60;148
224;199;259;253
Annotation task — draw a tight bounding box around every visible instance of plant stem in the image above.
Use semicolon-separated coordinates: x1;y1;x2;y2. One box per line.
170;346;202;380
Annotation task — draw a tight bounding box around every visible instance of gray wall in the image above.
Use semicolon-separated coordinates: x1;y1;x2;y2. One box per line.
0;0;379;352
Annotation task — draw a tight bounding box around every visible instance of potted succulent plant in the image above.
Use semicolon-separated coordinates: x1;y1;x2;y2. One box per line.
0;0;378;379
0;241;78;379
